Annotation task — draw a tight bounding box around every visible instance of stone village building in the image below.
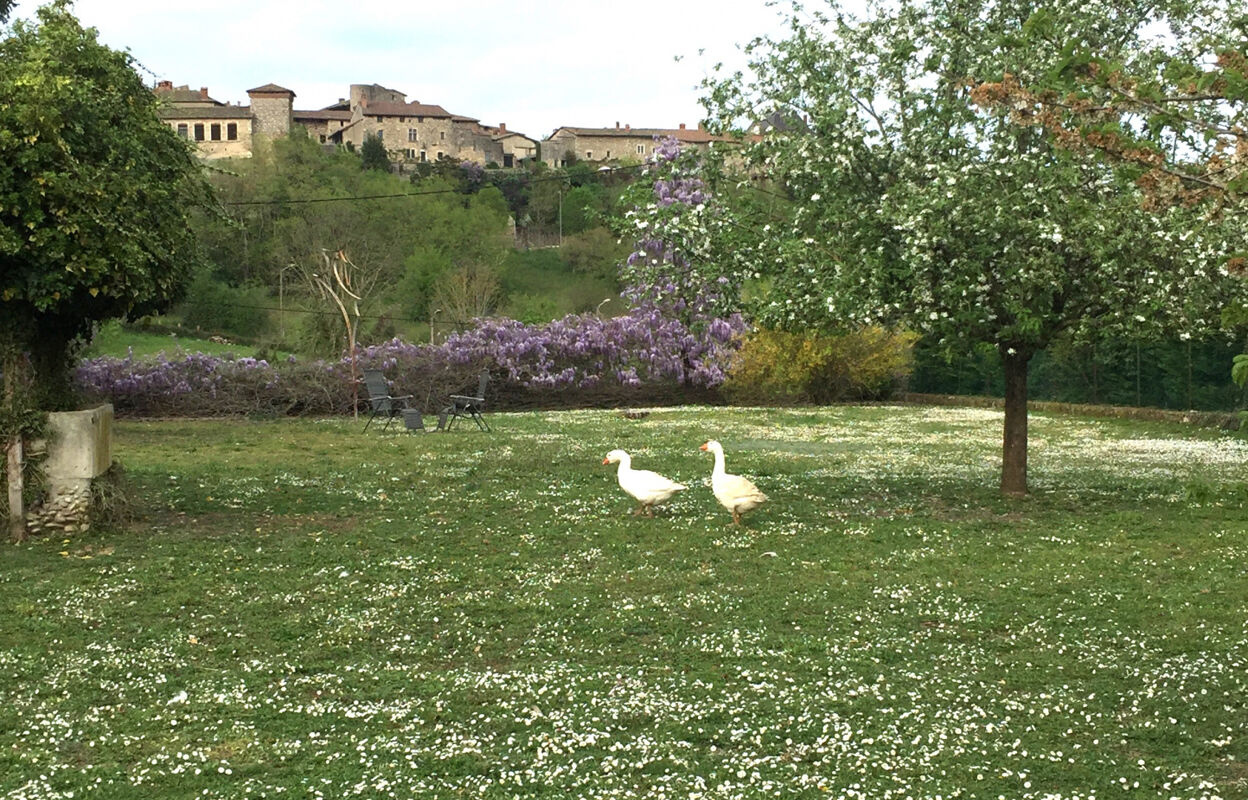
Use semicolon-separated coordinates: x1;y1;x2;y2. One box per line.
541;122;742;167
155;81;538;168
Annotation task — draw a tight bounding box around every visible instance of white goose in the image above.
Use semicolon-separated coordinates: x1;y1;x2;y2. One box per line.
603;449;687;517
700;439;768;525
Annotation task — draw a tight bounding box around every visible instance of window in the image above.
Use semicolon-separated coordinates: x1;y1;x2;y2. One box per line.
417;116;424;123
419;150;427;162
176;123;188;138
586;151;593;160
606;150;611;158
405;148;416;160
636;144;645;154
439;131;445;141
319;135;327;143
408;128;418;142
398;116;405;123
226;123;237;140
436;151;443;160
194;123;205;141
210;123;221;141
377;129;384;141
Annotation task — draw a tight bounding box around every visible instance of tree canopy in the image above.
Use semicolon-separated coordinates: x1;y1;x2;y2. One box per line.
1;1;213;402
972;5;1247;223
682;0;1248;494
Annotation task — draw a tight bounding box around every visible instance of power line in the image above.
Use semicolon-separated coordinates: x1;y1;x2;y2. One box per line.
197;301;479;326
221;162;650;207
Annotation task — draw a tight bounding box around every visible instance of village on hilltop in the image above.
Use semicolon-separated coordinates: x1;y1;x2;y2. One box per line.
154;80;739;169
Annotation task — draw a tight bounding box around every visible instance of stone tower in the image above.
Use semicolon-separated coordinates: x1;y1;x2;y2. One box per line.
247;83;295;139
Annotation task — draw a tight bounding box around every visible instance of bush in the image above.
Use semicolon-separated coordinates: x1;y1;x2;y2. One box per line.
723;327;918;405
177;272;271;341
73;306;747;417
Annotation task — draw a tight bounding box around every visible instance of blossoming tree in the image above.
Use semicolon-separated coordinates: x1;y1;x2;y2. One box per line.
693;0;1248;495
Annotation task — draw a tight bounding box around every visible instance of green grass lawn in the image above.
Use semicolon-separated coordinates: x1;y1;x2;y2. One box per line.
83;320;271;360
2;406;1246;799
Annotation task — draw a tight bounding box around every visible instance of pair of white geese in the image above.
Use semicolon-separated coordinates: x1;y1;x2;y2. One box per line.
602;440;767;525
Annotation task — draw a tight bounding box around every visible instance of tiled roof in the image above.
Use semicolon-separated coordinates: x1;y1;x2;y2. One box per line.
327;118;362;141
157;105;253;120
293;109;353;121
362;101;452;119
488;128;537;143
153;85;223;105
547;126;738;144
247;83;295;96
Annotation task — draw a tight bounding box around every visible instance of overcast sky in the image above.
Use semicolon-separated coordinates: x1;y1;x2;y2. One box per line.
8;0;804;138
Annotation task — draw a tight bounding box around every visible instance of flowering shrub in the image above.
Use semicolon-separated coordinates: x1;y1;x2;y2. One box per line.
442;305;745;390
723;327;919;405
74;307;744;417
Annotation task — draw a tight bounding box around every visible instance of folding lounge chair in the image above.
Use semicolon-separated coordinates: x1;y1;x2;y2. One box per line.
362;369;417;432
443;371;491;431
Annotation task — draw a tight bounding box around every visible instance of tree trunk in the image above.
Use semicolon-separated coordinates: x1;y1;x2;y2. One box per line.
1000;347;1032;497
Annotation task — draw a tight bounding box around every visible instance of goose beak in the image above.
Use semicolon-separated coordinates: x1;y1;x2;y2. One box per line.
699;442;708;451
602;457;610;465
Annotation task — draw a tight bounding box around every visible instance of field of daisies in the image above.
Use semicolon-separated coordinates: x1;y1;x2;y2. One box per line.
2;405;1246;800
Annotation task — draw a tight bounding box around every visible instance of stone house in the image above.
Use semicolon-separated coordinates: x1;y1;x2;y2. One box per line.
154;82;263;159
488;123;540;167
541;122;740;167
325;83;537;168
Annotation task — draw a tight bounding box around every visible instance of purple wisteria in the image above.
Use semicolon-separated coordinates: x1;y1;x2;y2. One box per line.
73;305;745;416
441;305;745;389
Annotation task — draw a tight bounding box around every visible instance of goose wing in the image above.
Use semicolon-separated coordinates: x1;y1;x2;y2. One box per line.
621;468;687;502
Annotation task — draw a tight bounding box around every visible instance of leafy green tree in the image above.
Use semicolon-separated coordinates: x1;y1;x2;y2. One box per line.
1;1;212;537
560;185;606;235
360;134;391;172
191;137;512;344
691;0;1248;494
560;227;629;282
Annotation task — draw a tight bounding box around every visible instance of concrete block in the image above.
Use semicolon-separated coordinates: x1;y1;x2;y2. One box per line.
46;404;113;481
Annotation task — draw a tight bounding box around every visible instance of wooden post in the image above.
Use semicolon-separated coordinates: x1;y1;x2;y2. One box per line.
5;434;22;543
3;357;25;542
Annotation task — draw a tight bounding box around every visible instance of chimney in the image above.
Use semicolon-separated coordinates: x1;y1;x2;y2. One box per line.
156;80;173;91
679;123;686;130
499;122;506;132
625;123;630;131
200;87;209;99
615;121;620;129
